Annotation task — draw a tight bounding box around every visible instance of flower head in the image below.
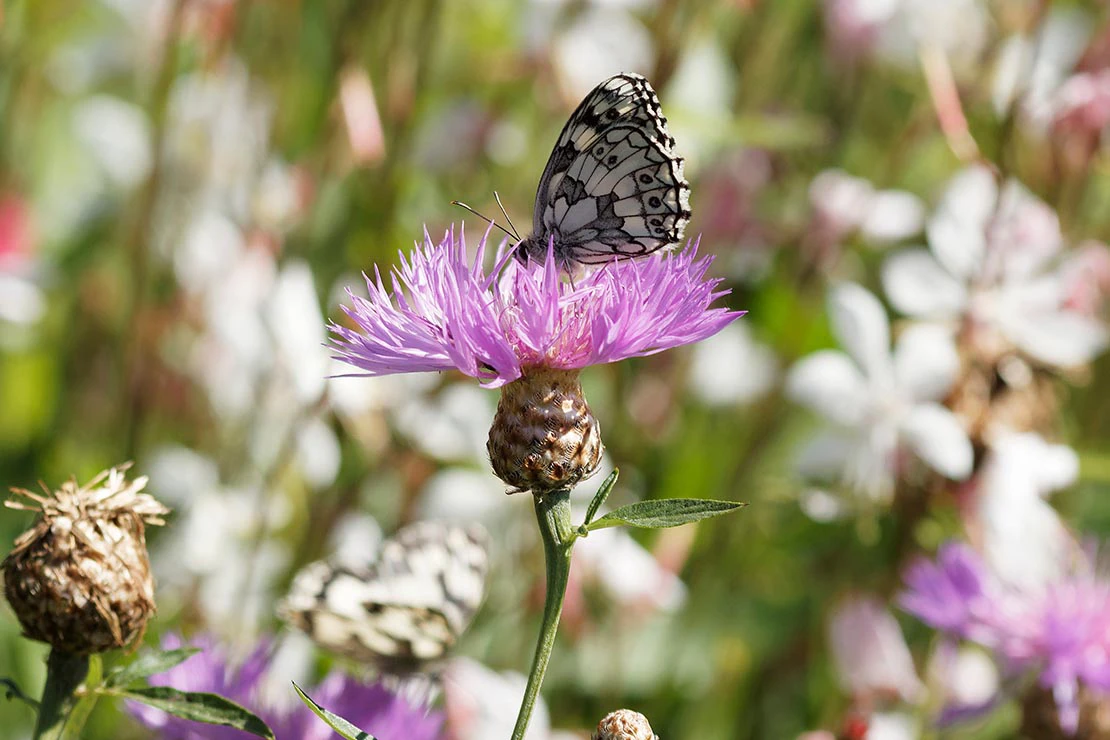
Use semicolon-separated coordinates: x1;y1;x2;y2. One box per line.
331;227;741;388
3;464;169;654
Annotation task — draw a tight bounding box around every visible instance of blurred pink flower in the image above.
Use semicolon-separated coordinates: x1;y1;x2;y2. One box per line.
829;595;925;703
1052;70;1110;137
340;66;386;166
0;192;33;268
332;226;741;388
786;283;972;504
882;165;1109;367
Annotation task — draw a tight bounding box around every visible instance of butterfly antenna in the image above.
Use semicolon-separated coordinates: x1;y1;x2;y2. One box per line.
493;191;521;240
450;200;517;240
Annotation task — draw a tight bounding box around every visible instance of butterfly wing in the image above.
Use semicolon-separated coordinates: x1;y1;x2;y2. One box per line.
529;73;691;265
280;521;490;672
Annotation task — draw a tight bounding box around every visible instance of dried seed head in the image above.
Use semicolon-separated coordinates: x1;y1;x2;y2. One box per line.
593;709;658;740
2;464;170;655
487;367;603;494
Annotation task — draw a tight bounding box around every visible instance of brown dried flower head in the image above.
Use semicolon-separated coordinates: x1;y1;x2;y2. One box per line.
2;463;170;655
593;709;658;740
487;367;603;494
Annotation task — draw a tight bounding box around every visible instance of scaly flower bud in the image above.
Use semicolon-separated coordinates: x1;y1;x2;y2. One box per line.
593;709;658;740
487;367;602;493
2;464;169;655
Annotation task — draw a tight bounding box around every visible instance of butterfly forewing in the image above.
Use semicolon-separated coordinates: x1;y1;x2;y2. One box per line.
280;521;490;673
523;73;691;267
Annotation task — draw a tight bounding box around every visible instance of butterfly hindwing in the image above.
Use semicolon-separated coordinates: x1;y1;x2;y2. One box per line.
280;521;490;673
523;73;691;266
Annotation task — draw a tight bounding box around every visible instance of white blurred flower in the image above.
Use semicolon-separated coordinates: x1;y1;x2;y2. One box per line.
873;0;989;76
687;322;777;406
926;643;999;723
976;432;1079;591
145;445;291;632
882;165;1109;368
394;382;495;464
71;95;153;188
808;169;925;248
444;658;576;740
865;712;918;740
992;8;1091;125
551;8;653;101
164;59;273;218
266;259;329;405
417;467;507;524
294;416;341;490
829;595;925;703
787;283;972;505
823;0;989;76
573;527;687;613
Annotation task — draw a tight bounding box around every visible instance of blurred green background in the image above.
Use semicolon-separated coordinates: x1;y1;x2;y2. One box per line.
2;0;1110;738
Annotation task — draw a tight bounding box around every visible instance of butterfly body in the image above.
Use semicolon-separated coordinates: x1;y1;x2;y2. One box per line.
279;521;490;674
516;73;691;267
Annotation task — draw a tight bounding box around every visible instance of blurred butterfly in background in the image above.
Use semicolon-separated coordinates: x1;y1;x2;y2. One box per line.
279;520;490;675
456;73;691;269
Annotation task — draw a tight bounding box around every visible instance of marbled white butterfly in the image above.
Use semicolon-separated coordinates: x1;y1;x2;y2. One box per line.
279;520;489;674
516;72;691;267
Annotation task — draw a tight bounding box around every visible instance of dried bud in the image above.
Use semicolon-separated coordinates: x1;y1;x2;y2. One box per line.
2;464;169;655
593;709;658;740
487;367;603;494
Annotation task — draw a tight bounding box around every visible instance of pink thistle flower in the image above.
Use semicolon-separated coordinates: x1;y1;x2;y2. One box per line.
331;226;742;389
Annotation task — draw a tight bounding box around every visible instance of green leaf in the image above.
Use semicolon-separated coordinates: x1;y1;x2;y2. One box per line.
104;648;200;688
117;687;274;739
578;469;619;533
292;682;376;740
586;498;746;531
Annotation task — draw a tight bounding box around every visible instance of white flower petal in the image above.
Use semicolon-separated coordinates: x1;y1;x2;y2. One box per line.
829;283;893;382
893;323;960;402
882;248;968;319
1003;307;1108;368
687;322;778;405
901;404;973;479
927;166;997;281
860;190;926;243
786;350;869;425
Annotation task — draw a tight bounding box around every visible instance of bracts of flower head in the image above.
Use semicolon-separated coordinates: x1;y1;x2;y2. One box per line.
593;709;659;740
3;463;169;655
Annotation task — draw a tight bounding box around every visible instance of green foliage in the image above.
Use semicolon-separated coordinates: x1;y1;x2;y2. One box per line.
292;683;374;740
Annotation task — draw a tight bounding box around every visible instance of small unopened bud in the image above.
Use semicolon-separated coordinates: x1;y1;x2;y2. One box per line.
2;464;169;655
487;367;603;493
593;709;658;740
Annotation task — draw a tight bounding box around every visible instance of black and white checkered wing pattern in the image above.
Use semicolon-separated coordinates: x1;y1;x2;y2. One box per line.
521;73;691;266
279;521;489;673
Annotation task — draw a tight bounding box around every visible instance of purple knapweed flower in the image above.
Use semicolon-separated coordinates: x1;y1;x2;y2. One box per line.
330;226;741;389
900;543;1110;735
127;634;443;740
900;542;993;641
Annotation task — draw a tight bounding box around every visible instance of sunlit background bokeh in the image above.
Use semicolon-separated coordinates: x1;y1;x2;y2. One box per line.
3;0;1110;738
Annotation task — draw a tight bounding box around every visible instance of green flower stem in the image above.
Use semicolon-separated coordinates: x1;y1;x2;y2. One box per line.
33;649;99;740
511;488;576;740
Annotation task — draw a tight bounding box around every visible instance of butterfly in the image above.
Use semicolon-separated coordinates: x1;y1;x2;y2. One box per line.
515;72;691;267
279;520;490;674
